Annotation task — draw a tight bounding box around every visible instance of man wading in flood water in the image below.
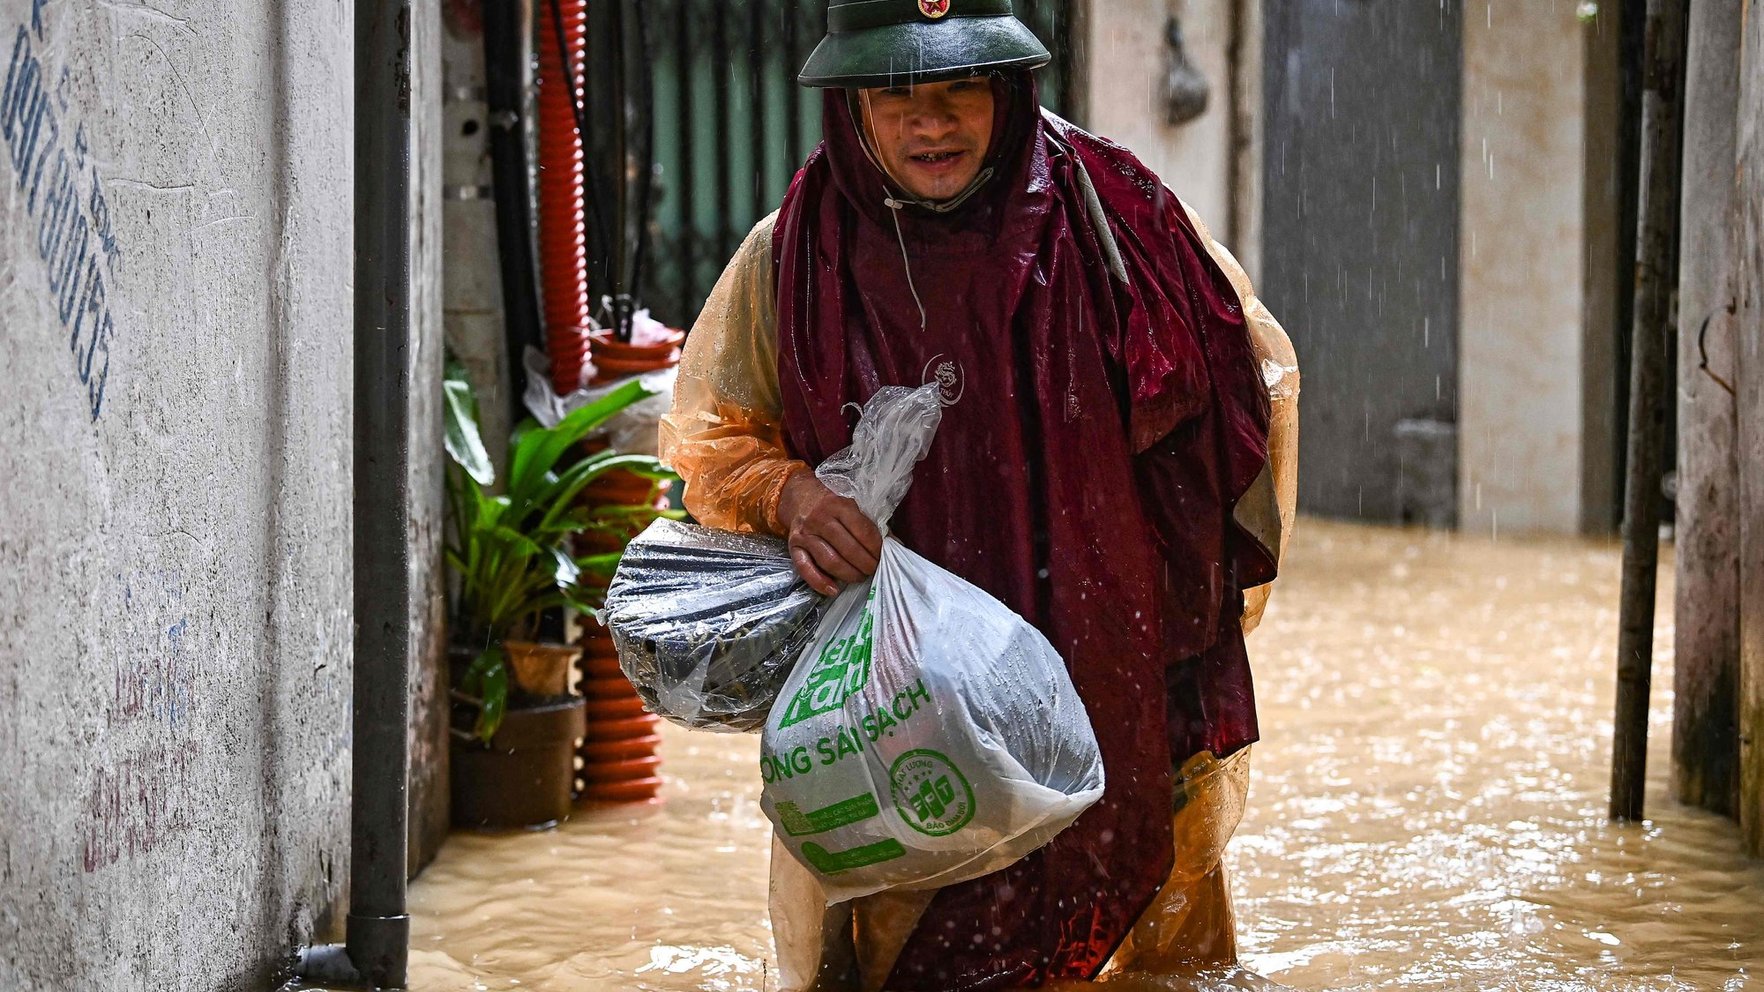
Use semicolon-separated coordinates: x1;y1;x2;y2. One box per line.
660;1;1300;988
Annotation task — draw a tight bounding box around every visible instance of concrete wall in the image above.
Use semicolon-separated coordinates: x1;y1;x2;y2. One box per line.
1260;0;1462;523
1457;2;1591;536
0;0;445;986
1673;0;1743;818
1089;2;1605;534
440;13;515;469
1735;0;1764;857
1666;0;1762;853
409;0;450;880
1086;0;1259;274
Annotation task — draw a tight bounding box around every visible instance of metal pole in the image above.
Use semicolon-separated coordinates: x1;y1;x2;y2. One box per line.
674;0;697;320
713;1;732;264
1610;0;1688;823
350;0;413;982
484;0;543;425
608;0;630;338
748;0;766;223
785;1;803;169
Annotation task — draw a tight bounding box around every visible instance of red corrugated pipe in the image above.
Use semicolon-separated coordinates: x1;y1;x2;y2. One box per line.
536;0;592;393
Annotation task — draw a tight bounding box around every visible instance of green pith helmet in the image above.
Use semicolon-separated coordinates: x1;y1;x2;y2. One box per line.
799;0;1052;88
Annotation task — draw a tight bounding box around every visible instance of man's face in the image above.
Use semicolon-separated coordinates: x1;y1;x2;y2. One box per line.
858;77;995;202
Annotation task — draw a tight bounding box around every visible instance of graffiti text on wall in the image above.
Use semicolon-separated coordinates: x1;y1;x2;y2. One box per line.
2;21;121;421
80;569;199;873
81;740;197;872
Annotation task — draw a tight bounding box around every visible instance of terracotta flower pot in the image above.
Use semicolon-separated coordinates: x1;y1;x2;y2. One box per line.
581;712;661;742
588;327;683;385
581;654;625;680
504;640;581;698
589;327;683;363
580;754;663;784
577;776;664;804
584;693;649;721
583;471;664;506
568;395;675;805
580;675;644;700
574;529;629;557
579;733;662;763
574;619;665;804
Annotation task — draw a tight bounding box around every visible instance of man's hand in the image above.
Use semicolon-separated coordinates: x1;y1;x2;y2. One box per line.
777;468;883;596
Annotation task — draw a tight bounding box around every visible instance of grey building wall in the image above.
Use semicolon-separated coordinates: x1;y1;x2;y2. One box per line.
1261;1;1462;524
1736;0;1764;857
409;0;450;880
0;0;444;986
440;17;514;474
1672;0;1743;818
1457;4;1598;536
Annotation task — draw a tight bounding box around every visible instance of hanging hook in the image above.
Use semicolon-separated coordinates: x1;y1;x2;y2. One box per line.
1696;299;1737;398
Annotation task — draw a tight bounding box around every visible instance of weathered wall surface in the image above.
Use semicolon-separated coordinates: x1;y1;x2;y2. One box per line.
1672;0;1742;817
1086;0;1259;273
0;0;442;986
409;0;450;880
1735;0;1764;857
1457;2;1591;535
440;18;514;470
1260;0;1460;523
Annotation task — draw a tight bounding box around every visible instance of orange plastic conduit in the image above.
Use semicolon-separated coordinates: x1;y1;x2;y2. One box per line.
536;0;592;393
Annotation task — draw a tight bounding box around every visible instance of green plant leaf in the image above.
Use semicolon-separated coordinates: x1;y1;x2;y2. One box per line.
443;362;496;486
537;453;671;531
443;374;677;645
486;524;546;560
461;645;508;743
587;502;682;521
507;380;655;496
577;551;624;577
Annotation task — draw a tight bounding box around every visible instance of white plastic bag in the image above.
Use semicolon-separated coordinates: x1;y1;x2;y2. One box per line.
760;385;1105;905
521;345;676;456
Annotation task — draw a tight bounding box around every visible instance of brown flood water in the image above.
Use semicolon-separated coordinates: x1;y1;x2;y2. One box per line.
392;520;1763;991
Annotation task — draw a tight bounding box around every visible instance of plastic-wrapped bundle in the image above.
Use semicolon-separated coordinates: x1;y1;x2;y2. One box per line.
755;385;1104;904
604;519;827;732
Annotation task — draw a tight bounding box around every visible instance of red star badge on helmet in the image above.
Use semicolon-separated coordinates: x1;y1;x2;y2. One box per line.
918;0;951;19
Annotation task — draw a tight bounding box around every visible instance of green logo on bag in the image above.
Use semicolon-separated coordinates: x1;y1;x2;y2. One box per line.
776;601;875;729
889;749;975;837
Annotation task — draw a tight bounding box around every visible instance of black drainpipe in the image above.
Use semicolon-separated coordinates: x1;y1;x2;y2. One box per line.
346;0;414;980
482;0;542;426
295;0;412;987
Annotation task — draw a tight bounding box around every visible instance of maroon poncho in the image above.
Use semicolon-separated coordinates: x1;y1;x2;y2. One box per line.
771;74;1274;990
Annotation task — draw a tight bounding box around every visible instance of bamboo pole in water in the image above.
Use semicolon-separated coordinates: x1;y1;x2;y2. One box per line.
1671;0;1743;818
1735;4;1764;857
1610;0;1688;823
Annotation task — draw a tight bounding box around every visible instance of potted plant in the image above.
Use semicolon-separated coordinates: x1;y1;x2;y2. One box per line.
443;360;674;829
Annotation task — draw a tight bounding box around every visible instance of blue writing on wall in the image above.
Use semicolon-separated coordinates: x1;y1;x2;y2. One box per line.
1;23;121;421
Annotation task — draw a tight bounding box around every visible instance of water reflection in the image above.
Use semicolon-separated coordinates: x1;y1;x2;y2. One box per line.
401;520;1763;991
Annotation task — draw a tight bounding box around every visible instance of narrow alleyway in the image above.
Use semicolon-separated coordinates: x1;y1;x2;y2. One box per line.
398;521;1764;991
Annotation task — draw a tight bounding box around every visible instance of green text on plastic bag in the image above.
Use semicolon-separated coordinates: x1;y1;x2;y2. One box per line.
775;600;875;729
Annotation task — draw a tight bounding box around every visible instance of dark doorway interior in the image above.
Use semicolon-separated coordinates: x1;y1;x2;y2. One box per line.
1260;0;1463;523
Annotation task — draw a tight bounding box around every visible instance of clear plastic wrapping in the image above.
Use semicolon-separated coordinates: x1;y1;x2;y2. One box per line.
521;346;679;456
657;213;805;534
603;519;827;733
757;385;1105;905
604;384;946;734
